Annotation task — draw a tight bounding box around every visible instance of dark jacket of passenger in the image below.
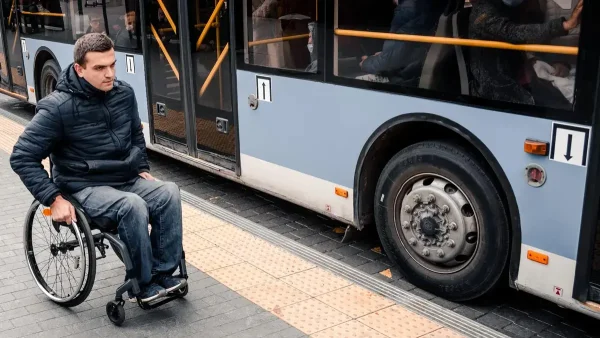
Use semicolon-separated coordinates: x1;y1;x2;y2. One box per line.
360;0;446;85
10;64;149;206
468;0;567;104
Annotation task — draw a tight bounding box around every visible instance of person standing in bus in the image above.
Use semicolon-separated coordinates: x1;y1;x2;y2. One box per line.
9;33;186;303
468;0;583;106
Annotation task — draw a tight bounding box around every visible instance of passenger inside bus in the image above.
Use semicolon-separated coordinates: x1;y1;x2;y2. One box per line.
357;0;446;85
114;11;138;49
86;15;105;34
468;0;583;107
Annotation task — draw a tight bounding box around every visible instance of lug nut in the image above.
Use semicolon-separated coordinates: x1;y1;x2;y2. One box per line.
449;222;458;231
409;238;417;246
427;194;436;203
437;249;445;258
442;205;450;214
422;248;430;256
413;194;422;203
404;205;412;213
402;221;410;229
448;239;455;248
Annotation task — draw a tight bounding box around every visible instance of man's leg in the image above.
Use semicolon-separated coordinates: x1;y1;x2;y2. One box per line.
72;186;166;301
121;177;184;292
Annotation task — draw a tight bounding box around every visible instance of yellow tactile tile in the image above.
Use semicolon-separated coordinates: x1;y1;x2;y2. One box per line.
245;246;316;278
281;268;352;297
358;305;442;338
310;320;388;338
316;284;395;318
197;224;256;247
186;246;243;272
237;280;311;312
419;328;466;338
182;233;215;253
209;262;277;291
182;214;229;233
274;298;352;335
182;203;203;218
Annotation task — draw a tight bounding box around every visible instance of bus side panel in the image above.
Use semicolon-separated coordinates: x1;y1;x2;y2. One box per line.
22;39;150;129
236;70;585;303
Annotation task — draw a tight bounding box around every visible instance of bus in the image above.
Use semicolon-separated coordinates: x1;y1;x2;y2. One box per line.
1;0;600;320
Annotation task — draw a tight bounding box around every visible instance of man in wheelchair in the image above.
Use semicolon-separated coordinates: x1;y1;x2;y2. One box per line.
10;33;186;303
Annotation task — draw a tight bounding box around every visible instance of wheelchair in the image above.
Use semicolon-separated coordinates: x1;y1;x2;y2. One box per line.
23;195;189;326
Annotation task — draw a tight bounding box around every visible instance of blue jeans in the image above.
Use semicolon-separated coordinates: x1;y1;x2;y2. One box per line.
73;177;183;286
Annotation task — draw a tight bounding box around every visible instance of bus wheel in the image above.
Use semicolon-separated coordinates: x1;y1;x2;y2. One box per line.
374;141;509;301
39;59;60;99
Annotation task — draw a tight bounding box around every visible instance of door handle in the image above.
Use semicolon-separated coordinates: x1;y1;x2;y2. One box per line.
248;94;258;110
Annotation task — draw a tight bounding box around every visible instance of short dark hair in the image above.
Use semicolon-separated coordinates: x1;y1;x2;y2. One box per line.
73;33;114;66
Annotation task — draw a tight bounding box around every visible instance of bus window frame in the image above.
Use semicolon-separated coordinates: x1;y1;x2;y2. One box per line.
233;0;326;82
324;0;595;126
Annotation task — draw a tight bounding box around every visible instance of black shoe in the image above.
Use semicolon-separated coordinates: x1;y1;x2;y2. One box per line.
155;275;187;293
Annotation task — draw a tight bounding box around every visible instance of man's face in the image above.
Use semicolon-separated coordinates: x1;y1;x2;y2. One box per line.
124;11;136;31
74;49;116;92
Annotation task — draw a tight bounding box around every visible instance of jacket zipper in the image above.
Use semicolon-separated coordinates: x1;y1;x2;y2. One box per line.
102;96;122;151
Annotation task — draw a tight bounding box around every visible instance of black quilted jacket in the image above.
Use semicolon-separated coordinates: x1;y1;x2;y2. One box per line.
10;63;149;206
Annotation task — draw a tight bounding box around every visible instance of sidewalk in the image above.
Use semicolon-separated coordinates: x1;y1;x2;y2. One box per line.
0;110;473;337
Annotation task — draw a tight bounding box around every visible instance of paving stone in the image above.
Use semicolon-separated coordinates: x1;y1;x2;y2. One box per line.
476;313;512;330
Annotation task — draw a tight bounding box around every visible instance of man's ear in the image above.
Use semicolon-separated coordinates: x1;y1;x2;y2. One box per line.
74;63;85;77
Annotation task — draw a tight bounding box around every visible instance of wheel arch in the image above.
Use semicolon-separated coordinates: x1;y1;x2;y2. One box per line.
353;112;521;287
34;47;60;101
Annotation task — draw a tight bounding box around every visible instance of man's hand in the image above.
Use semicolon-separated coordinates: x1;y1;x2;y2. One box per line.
552;63;570;77
50;195;77;225
359;55;368;68
139;172;155;181
563;0;583;31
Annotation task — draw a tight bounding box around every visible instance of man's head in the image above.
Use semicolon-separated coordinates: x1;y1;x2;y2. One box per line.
73;33;116;92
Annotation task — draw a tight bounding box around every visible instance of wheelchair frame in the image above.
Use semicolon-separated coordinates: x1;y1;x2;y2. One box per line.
24;195;189;326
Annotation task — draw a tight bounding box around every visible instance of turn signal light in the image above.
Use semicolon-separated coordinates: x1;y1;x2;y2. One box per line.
527;250;549;265
335;187;348;198
524;139;548;156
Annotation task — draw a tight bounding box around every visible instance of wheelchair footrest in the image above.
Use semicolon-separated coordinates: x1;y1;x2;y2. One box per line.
136;291;182;310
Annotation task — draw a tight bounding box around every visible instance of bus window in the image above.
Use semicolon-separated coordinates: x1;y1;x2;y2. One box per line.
19;0;68;42
334;0;583;111
245;0;318;73
19;0;141;50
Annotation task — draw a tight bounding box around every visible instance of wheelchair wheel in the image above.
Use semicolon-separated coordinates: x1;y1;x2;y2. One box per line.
24;200;97;307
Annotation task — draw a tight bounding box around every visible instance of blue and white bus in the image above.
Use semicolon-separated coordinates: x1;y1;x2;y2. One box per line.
2;0;600;319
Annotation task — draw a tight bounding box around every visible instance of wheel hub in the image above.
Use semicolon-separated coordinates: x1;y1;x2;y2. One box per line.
419;217;438;237
397;176;477;269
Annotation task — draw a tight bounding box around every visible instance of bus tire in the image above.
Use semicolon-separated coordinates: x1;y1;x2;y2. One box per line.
374;140;509;301
39;59;60;100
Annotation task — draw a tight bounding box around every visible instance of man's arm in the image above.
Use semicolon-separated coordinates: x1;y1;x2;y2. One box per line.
10;105;63;206
471;2;575;45
131;95;150;173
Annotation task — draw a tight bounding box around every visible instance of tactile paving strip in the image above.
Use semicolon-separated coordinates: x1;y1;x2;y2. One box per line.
180;191;508;338
316;284;395;318
311;320;388;338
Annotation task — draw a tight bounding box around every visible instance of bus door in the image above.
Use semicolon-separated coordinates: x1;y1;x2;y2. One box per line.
0;0;27;99
143;0;237;172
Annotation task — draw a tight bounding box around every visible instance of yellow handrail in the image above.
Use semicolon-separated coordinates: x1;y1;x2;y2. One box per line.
248;33;309;47
196;0;225;51
335;29;578;55
157;0;177;34
21;11;65;17
150;24;179;80
200;43;229;96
